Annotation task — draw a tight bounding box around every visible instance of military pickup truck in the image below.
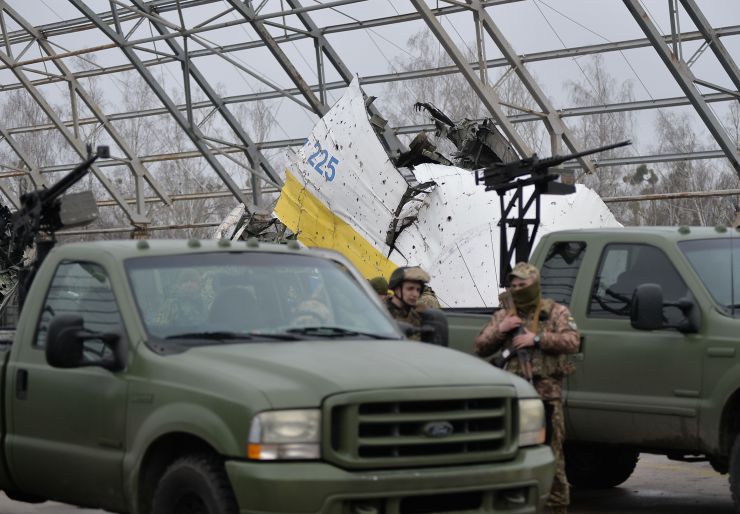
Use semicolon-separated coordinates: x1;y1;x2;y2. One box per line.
448;226;740;510
0;238;554;514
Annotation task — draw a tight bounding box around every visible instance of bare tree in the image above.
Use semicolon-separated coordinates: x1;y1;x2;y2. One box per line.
564;55;637;222
639;110;739;226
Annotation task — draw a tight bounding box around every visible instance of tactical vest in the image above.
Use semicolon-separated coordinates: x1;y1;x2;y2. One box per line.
504;299;576;380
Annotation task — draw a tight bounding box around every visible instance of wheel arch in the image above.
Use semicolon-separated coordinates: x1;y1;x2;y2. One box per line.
716;389;740;471
136;432;219;514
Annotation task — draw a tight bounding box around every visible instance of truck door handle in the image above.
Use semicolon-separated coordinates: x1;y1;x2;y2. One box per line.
16;369;28;400
570;336;585;361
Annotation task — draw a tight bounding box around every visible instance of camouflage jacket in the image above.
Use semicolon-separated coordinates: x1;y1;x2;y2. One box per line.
386;298;423;341
474;299;580;400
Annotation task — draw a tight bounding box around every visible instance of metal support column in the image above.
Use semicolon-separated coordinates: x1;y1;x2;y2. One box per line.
1;2;170;221
69;0;271;212
0;52;145;221
225;0;328;116
286;0;409;162
624;0;740;174
679;0;740;93
469;0;595;171
127;0;282;186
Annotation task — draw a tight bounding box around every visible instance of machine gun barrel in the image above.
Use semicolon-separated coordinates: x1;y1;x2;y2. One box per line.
476;139;632;190
30;145;109;208
530;139;632;172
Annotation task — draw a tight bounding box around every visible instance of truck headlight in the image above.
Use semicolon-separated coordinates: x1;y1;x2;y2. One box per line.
518;399;546;447
247;409;320;460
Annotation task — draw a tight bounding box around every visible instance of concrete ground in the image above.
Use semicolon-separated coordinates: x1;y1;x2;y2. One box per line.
0;454;734;513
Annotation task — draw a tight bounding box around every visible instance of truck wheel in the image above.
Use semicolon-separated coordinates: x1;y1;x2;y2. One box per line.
151;454;238;514
729;436;740;511
565;443;639;489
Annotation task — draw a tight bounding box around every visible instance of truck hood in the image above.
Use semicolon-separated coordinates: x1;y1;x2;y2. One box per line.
174;340;523;408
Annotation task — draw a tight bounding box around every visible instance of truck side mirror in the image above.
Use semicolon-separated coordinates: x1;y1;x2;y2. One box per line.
46;315;85;368
46;314;124;371
420;308;449;347
630;283;664;330
630;284;701;334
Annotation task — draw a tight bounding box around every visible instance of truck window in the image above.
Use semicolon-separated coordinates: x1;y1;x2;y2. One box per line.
35;262;122;359
679;238;740;316
589;244;688;324
125;252;400;343
540;241;586;306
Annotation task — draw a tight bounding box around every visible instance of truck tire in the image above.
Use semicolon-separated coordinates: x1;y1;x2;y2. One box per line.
151;454;238;514
729;435;740;512
565;443;639;489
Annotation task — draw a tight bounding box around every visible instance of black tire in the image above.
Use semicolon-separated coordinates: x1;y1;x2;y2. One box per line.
151;454;238;514
729;435;740;512
565;443;639;489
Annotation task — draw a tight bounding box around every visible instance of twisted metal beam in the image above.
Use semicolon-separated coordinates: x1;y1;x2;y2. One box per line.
1;1;171;220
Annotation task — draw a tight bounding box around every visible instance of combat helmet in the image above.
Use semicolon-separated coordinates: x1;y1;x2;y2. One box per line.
388;266;431;290
368;276;389;296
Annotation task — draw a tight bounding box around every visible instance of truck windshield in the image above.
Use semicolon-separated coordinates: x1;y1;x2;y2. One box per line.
125;252;401;342
678;238;740;315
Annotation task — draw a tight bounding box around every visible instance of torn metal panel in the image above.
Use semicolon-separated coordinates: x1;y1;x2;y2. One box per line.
392;163;619;307
274;78;620;307
275;78;412;279
412;102;518;168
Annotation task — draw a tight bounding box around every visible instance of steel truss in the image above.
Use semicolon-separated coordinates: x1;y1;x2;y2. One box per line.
0;0;736;233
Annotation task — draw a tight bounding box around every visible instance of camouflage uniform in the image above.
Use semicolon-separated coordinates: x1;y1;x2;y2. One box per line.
386;297;423;341
293;299;332;326
475;297;579;514
154;277;205;327
417;285;441;309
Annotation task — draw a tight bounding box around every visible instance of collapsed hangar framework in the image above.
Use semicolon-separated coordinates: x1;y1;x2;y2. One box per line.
0;0;737;235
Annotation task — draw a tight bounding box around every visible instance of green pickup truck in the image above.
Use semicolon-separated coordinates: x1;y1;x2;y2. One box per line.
0;238;553;514
448;226;740;510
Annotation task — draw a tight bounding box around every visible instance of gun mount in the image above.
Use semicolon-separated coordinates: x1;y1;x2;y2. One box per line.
474;140;632;284
1;145;107;313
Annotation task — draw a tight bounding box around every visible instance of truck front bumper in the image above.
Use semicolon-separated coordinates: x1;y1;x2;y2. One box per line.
225;445;554;514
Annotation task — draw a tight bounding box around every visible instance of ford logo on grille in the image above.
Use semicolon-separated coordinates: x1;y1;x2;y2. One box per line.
421;421;454;438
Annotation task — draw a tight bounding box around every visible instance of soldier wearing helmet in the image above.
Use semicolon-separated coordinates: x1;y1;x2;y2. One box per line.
474;262;580;514
368;276;390;302
386;266;430;341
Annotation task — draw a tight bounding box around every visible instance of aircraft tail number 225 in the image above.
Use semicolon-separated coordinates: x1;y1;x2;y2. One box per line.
306;141;339;182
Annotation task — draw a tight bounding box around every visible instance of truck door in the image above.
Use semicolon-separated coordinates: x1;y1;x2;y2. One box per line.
568;243;702;448
6;261;127;511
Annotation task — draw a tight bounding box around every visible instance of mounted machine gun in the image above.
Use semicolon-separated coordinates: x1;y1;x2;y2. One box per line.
474;140;632;284
1;145;107;314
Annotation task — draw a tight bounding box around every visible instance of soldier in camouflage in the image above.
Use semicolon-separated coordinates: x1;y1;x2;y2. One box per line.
474;262;580;514
386;266;431;341
417;285;441;309
368;276;390;302
154;274;205;327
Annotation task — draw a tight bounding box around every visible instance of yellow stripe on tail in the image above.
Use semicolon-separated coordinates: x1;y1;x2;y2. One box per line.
274;171;398;279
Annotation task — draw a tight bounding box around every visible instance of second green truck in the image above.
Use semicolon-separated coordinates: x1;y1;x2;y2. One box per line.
449;226;740;511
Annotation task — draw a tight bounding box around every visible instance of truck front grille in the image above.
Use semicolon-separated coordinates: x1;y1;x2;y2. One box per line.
323;387;517;469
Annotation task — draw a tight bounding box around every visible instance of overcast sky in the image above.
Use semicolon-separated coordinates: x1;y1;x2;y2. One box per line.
1;0;738;166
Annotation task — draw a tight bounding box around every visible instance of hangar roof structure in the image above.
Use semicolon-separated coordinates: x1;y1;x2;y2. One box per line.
0;0;737;234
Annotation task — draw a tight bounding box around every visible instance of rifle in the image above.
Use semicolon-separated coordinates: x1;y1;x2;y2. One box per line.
4;145;108;309
494;291;533;384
